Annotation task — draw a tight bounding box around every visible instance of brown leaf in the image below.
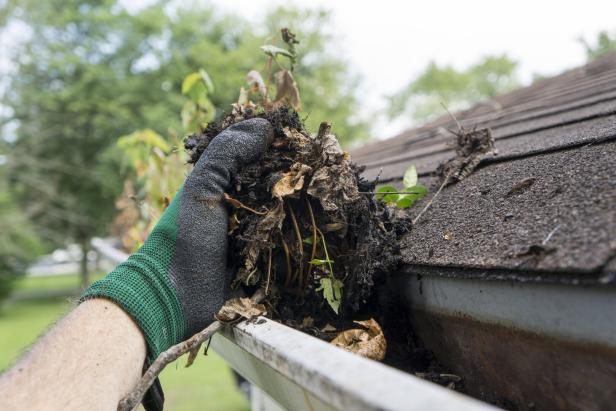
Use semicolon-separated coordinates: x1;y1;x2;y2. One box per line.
237;200;285;284
246;70;267;95
216;297;267;323
321;323;337;332
273;70;301;110
271;163;312;198
237;87;249;107
325;222;345;232
307;164;360;211
185;343;202;368
330;318;387;361
320;133;345;165
282;127;312;157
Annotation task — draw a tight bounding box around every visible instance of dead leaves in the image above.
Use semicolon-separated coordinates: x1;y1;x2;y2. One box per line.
330;319;387;361
237;200;285;285
439;126;496;184
306;132;360;211
307;165;360;211
273;69;301;111
246;70;267;95
215;297;267;323
272;163;312;198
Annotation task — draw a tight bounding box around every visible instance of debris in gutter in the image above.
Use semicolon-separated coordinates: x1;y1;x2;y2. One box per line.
215;297;268;323
330;318;387;361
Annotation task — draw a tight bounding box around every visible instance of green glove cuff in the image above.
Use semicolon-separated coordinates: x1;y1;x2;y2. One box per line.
81;188;187;360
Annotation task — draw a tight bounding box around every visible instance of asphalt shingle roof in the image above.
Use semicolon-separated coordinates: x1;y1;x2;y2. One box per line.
353;53;616;282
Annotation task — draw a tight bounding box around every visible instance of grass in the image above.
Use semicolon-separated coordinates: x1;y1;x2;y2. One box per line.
0;274;249;411
14;272;106;293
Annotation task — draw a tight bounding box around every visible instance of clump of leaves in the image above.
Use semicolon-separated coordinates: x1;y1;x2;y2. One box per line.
185;29;406;321
376;165;428;208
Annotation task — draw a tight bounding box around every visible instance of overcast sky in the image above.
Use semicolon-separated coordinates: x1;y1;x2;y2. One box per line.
4;1;616;139
211;0;616;137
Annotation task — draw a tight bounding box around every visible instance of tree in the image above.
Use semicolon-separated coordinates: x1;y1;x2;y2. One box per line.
580;31;616;61
0;142;43;303
387;54;519;124
1;0;367;287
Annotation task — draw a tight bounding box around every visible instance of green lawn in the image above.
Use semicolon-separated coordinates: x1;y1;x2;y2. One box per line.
0;274;249;411
14;272;106;293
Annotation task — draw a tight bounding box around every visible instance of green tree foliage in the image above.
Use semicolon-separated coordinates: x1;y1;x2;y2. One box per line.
387;54;519;123
0;145;43;302
1;0;366;285
580;31;616;61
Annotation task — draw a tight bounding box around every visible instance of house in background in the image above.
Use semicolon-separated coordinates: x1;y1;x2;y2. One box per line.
352;52;616;410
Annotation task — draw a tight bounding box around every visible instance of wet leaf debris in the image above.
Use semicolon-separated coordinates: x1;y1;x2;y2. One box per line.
185;106;410;326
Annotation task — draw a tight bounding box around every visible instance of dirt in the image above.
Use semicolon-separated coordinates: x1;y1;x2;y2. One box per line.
185;106;459;389
186;106;409;321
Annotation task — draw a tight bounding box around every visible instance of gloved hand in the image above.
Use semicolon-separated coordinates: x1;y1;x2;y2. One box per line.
81;118;273;409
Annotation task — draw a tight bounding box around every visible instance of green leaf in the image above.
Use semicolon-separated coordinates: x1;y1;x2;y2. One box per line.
199;69;214;93
396;197;415;208
403;165;418;188
260;45;294;59
303;237;313;245
316;277;343;314
396;185;428;208
187;81;207;104
309;258;334;266
403;184;428;196
181;72;202;95
376;185;399;203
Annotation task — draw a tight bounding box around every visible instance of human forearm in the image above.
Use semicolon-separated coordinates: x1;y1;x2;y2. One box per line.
0;299;146;411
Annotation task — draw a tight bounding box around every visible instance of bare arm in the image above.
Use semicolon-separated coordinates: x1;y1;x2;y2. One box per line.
0;299;146;411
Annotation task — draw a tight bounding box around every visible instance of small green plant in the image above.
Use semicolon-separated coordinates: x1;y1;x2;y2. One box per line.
376;165;428;208
316;277;343;314
310;228;342;314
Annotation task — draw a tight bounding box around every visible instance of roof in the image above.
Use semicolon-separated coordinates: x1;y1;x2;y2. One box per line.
352;53;616;283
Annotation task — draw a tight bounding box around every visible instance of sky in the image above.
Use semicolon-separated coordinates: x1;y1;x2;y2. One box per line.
3;0;616;139
210;0;616;137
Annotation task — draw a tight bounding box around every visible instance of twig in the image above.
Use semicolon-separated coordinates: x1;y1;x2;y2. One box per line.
265;247;273;295
223;193;268;215
118;291;265;411
542;224;561;245
359;191;427;195
412;174;451;225
306;199;318;289
280;235;293;287
287;204;304;286
117;321;223;411
316;228;334;277
441;102;462;130
287;204;304;256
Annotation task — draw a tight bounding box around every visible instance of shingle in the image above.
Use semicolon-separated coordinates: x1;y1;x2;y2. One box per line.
352;53;616;278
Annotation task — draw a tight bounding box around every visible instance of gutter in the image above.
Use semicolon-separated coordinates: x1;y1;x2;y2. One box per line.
393;269;616;410
91;238;499;410
211;317;497;411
